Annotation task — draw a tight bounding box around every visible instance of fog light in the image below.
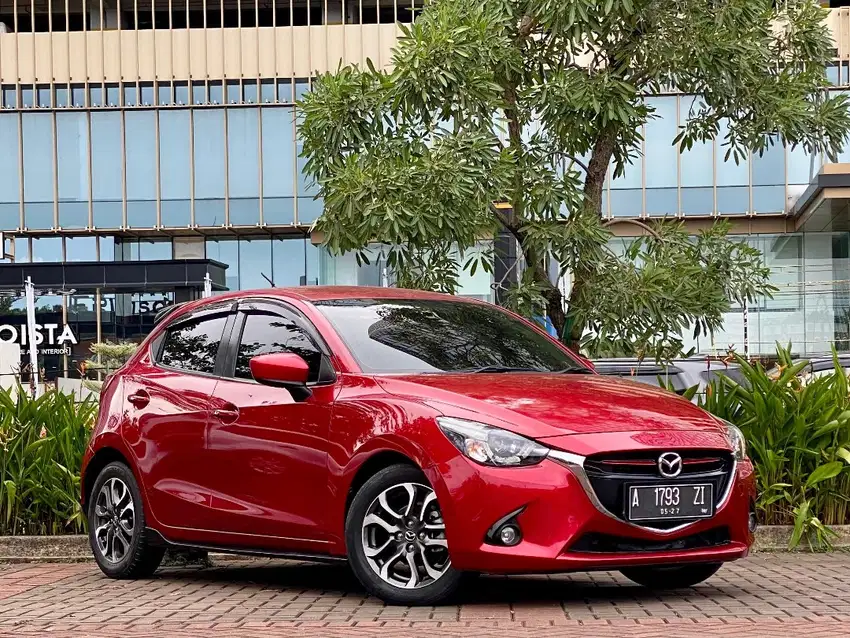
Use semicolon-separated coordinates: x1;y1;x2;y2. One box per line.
748;511;758;533
498;525;520;546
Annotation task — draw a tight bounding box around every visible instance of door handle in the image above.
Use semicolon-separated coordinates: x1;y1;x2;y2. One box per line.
212;407;240;423
127;390;150;408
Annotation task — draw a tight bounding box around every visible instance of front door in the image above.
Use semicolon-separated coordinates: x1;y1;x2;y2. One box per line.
204;300;335;551
123;304;234;536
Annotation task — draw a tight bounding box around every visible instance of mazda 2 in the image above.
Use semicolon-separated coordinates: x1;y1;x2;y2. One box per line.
82;287;756;605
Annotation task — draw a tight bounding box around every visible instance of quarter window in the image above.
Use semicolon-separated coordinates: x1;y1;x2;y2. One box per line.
159;314;227;374
234;311;322;382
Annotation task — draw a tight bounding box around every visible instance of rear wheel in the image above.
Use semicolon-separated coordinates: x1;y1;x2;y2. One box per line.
620;562;722;589
88;462;165;579
345;464;462;605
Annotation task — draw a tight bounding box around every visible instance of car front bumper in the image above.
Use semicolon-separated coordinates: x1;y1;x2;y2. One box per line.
426;445;756;574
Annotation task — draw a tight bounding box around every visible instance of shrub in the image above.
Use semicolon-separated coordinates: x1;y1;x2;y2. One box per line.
701;345;850;549
0;386;97;535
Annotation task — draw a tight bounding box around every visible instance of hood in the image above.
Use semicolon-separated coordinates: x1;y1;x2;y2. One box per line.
375;372;725;439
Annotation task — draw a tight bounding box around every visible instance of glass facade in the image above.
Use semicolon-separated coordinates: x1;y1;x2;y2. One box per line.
605;94;813;219
1;4;850;367
0;100;312;231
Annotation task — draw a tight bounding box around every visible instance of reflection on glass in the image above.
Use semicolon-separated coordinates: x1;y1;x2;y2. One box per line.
125;110;157;227
316;299;585;374
30;237;63;262
160;314;227;373
0;113;20;230
138;83;153;107
610;189;642;218
262;108;296;220
680;97;713;215
753;186;785;214
192;81;206;105
22;113;54;230
194;109;226;226
243;80;258;104
716;186;748;215
226;81;240;104
228;108;259;225
91;111;123;228
206;239;240;291
238;238;273;289
159;110;191;227
272;236;308;286
57;111;90;229
37;85;51;108
209;82;223;105
234;312;322;380
681;188;713;216
123;84;138;107
138;239;172;261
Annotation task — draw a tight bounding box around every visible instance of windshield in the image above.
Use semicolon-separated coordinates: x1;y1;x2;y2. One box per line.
315;298;588;374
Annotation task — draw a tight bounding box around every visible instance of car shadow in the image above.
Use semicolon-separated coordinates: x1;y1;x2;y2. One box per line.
152;560;740;606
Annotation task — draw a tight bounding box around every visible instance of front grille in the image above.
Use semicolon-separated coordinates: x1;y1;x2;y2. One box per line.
584;450;734;530
569;527;731;554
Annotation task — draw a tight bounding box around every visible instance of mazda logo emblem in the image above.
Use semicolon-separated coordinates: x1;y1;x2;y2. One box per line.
658;452;683;478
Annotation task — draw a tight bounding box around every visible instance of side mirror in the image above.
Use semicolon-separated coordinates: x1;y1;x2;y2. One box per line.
249;353;311;401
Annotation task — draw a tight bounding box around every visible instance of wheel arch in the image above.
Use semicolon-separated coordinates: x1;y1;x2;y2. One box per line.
82;446;134;510
343;450;420;521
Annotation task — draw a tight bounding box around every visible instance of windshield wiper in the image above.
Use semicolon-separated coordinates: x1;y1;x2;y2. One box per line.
460;365;550;374
556;367;594;374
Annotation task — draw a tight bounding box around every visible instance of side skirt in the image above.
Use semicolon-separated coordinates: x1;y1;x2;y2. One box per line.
145;527;348;564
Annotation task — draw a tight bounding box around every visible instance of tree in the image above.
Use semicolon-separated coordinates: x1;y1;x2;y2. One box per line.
299;0;850;359
82;341;138;392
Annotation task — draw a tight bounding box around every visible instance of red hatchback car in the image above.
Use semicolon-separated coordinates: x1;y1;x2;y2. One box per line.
82;287;756;605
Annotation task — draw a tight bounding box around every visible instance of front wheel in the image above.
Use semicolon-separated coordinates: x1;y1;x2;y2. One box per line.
345;464;462;605
620;562;722;589
88;461;165;579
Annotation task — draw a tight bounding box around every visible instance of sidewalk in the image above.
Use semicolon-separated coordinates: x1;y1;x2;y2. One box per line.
2;553;849;637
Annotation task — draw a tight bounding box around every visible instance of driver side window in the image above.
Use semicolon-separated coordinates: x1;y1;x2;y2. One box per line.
234;310;323;382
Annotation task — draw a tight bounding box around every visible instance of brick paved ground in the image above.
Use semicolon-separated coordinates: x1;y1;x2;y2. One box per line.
1;554;849;637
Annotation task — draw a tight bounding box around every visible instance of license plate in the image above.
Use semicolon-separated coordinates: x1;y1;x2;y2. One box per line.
627;484;714;522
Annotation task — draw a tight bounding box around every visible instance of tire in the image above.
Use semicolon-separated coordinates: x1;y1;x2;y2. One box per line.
620;562;722;589
87;461;165;579
345;464;462;605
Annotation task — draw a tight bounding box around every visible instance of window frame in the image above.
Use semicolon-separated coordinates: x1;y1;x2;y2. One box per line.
219;297;336;386
152;301;238;379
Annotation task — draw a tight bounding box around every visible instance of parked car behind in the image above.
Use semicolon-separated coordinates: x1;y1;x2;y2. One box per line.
767;353;850;385
592;357;744;399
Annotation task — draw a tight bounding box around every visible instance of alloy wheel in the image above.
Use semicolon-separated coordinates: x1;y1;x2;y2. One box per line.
361;482;450;589
93;477;136;564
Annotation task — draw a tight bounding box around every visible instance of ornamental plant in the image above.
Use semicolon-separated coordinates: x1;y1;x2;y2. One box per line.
0;386;97;535
701;345;850;549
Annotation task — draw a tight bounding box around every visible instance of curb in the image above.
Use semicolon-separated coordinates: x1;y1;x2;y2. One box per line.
2;526;850;562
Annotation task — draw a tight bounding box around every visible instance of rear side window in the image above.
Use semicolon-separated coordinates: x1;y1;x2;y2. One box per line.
234;311;323;382
159;314;228;374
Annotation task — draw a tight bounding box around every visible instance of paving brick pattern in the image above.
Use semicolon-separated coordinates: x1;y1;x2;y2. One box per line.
1;554;849;637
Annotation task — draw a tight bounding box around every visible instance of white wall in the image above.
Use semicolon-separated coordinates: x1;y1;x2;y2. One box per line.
0;341;21;397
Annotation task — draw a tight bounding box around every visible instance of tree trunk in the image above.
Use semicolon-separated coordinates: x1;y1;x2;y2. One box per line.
564;131;617;351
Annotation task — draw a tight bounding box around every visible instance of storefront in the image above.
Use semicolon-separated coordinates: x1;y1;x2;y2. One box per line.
0;258;227;379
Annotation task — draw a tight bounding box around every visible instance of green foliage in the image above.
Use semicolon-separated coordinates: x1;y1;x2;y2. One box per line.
0;386;98;535
299;0;849;359
700;344;850;549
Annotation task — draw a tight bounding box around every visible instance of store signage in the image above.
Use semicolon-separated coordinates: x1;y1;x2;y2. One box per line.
0;323;78;356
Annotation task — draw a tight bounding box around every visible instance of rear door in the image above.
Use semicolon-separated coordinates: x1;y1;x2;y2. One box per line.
203;299;336;550
122;302;236;536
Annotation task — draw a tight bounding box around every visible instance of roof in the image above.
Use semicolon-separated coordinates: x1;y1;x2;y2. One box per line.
239;286;475;303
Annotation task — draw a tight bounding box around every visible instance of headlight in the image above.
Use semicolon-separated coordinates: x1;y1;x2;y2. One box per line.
436;417;549;467
722;420;747;461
